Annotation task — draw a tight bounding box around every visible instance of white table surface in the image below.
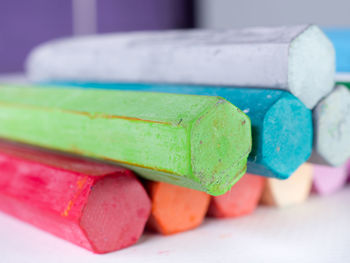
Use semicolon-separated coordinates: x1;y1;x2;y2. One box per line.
1;186;349;263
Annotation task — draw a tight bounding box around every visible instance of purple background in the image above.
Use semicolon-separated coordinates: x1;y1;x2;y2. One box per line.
0;0;194;73
97;0;193;33
0;0;72;73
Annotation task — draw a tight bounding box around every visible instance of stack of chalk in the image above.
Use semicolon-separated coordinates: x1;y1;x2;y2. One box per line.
324;28;350;193
0;24;349;254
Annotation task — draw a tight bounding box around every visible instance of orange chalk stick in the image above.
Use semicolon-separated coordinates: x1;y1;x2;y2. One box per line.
261;163;313;207
207;173;265;218
146;182;210;235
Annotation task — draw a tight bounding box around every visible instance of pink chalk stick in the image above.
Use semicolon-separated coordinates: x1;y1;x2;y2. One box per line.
312;163;347;195
347;160;350;183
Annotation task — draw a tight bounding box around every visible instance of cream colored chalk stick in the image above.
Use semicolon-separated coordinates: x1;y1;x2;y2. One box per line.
261;163;313;207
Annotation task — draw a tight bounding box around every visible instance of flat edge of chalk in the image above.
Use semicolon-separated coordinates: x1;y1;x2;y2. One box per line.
312;85;350;166
288;25;335;109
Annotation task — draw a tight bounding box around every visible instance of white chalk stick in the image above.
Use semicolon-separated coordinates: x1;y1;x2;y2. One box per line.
261;163;313;207
308;85;350;166
26;25;335;108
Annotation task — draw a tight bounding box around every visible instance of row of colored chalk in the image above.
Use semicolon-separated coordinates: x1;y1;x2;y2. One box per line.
0;24;349;254
0;81;348;187
26;24;349;171
0;140;349;254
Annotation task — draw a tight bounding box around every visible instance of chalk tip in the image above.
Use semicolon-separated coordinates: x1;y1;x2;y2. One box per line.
260;93;312;179
313;85;350;166
190;98;251;196
288;25;335;109
261;163;313;208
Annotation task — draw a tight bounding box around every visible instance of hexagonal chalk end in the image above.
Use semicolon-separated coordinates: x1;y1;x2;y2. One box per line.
146;182;210;235
80;173;151;253
190;98;252;196
261;93;313;179
208;173;265;218
261;163;313;207
312;85;350;166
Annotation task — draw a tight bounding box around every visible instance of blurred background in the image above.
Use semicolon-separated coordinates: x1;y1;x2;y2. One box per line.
1;0;350;73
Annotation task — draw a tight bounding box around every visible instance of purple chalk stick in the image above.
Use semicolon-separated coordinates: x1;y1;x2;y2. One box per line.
312;163;347;195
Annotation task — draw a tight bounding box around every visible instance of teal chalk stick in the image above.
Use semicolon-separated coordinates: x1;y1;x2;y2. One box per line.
51;82;313;179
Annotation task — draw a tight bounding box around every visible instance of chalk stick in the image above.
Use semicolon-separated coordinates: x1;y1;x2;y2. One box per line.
312;163;347;195
146;182;210;235
337;81;350;90
0;140;151;253
324;29;350;73
346;159;350;183
261;163;313;207
308;85;350;166
207;173;265;218
55;83;312;179
27;25;335;108
0;85;251;195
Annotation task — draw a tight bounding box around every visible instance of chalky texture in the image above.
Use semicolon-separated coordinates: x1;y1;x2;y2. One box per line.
55;83;312;179
308;85;350;166
27;25;335;108
147;182;210;235
0;140;151;254
261;163;313;207
312;163;347;195
0;85;251;195
207;173;265;218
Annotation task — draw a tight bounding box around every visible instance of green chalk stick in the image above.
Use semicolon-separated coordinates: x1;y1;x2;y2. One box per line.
337;82;350;90
0;85;251;196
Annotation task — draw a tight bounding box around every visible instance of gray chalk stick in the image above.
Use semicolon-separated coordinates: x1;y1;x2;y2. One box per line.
26;25;335;109
309;85;350;166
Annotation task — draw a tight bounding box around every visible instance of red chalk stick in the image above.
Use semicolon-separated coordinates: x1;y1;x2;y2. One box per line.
0;140;151;254
147;182;210;235
207;173;265;218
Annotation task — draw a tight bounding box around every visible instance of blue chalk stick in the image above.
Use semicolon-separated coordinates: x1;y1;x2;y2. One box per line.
324;28;350;72
49;82;313;179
